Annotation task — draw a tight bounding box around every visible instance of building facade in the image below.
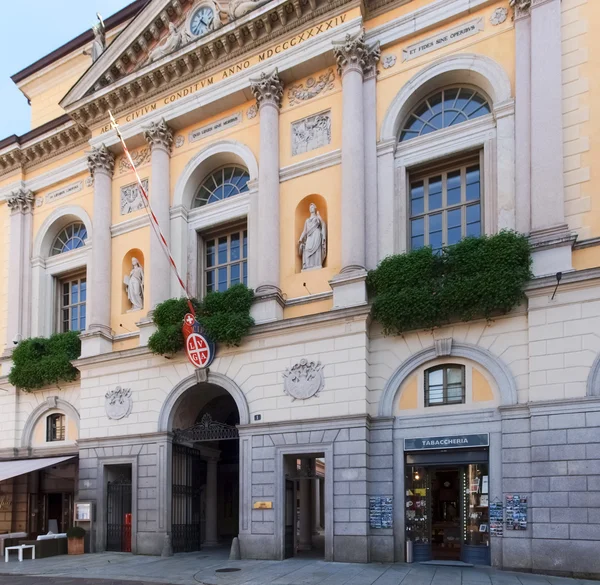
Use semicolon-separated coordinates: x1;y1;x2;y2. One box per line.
0;0;600;575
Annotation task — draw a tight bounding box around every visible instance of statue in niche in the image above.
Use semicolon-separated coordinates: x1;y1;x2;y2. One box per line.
91;13;106;62
298;203;327;271
124;258;144;312
227;0;271;21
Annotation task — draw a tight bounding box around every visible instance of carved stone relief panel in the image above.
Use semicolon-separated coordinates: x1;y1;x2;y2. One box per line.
291;111;332;157
120;179;149;215
105;386;133;420
287;69;335;107
119;147;151;174
283;359;325;401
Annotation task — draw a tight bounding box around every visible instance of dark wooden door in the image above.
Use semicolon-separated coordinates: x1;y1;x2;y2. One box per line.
284;480;295;559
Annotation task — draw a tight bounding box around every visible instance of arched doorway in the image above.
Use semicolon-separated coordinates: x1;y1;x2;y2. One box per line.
169;381;240;553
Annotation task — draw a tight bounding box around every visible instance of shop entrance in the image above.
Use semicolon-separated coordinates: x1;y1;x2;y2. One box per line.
405;448;490;564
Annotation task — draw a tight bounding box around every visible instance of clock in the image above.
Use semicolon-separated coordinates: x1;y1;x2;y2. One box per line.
190;5;215;37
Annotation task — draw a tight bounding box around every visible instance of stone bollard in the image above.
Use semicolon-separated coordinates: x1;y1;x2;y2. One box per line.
161;533;173;557
229;536;241;560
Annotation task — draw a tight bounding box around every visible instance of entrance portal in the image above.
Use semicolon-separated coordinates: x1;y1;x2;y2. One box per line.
170;382;240;554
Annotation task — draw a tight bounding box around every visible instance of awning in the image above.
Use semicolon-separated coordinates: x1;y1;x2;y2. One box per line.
0;456;76;482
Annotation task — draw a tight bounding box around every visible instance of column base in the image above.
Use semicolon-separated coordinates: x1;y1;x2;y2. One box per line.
251;287;285;324
529;224;575;277
329;269;368;309
80;328;113;358
137;314;157;347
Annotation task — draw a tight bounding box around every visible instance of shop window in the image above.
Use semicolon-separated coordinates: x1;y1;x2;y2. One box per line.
46;414;65;442
192;166;250;208
202;224;248;295
409;157;481;252
50;222;87;256
425;365;465;407
399;87;491;143
58;274;87;332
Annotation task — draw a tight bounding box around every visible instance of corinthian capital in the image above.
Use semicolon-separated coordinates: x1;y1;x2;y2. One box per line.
333;31;380;78
87;144;115;177
250;69;284;109
509;0;531;17
7;188;34;213
144;118;174;153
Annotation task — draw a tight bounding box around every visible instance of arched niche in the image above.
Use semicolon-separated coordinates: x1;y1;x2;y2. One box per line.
33;205;93;260
380;53;512;143
21;398;80;449
295;194;328;273
122;249;145;314
173;140;258;210
378;342;517;417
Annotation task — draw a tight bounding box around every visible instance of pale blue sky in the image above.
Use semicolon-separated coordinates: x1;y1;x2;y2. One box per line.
0;1;133;140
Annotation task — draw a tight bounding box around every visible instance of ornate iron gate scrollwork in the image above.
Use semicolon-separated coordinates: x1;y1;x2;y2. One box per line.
172;413;239;444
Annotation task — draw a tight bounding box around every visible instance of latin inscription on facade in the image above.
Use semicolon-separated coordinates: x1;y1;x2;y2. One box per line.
189;112;242;143
120;179;149;215
403;18;484;61
46;181;83;204
292;111;332;156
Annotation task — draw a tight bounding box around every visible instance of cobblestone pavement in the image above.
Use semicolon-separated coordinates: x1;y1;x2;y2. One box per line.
0;550;598;585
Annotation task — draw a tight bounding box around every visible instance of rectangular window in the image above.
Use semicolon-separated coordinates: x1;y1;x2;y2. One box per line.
203;225;248;296
409;156;482;252
425;365;465;407
59;275;86;333
46;414;65;442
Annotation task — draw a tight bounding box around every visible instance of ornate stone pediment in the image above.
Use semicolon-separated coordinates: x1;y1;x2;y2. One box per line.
60;0;351;126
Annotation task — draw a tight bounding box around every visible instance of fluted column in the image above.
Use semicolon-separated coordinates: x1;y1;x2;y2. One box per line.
5;189;34;354
82;144;115;357
249;69;285;323
205;457;219;546
144;119;173;309
330;32;379;307
528;0;572;275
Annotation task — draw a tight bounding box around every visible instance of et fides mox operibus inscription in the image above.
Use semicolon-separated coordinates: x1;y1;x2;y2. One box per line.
403;18;484;62
99;12;350;134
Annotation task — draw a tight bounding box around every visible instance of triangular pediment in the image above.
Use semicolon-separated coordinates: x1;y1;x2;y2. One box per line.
60;0;354;125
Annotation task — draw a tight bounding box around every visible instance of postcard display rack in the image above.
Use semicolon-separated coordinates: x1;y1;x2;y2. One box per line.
405;467;431;561
74;501;95;553
461;464;490;564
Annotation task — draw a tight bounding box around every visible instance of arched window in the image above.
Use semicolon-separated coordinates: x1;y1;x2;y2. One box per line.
46;413;65;442
51;223;87;256
425;364;465;407
192;166;250;208
400;88;491;142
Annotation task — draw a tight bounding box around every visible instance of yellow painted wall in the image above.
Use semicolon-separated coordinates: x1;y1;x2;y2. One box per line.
472;367;494;402
31;411;78;447
398;374;418;410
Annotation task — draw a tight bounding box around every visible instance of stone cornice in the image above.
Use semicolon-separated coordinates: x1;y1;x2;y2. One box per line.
279;149;341;182
63;0;356;126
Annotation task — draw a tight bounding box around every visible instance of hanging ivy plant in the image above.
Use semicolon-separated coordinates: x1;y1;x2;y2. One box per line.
148;284;255;355
367;231;532;336
8;331;81;391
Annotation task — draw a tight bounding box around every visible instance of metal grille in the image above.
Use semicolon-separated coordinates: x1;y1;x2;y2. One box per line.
106;479;132;552
171;444;206;554
173;414;239;444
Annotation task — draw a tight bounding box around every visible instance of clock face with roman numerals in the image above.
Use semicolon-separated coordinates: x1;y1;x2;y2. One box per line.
190;6;215;37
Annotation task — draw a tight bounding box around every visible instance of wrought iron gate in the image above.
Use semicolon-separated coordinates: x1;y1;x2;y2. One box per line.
107;479;132;552
171;444;206;553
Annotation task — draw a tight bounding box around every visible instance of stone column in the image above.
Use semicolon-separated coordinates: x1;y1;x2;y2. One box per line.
4;189;34;355
363;45;380;271
81;144;115;357
205;456;219;546
528;0;572;275
298;459;312;551
139;119;174;346
330;32;380;308
249;69;285;323
312;477;321;533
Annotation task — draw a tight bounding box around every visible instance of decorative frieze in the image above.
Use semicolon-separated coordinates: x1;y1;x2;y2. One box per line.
333;31;380;78
87;144;115;177
105;386;133;420
144;118;174;153
118;147;151;174
250;69;284;109
7;188;34;213
292;111;332;156
247;105;258;120
175;135;185;148
121;179;149;215
283;359;325;401
490;7;508;25
287;70;335;107
382;54;397;69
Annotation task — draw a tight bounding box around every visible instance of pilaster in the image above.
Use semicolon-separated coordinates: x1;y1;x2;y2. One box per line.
83;144;115;357
250;69;284;323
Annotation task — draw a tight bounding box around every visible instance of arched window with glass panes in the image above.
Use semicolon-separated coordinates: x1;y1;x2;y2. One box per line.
193;166;250;296
400;88;491;252
51;222;87;255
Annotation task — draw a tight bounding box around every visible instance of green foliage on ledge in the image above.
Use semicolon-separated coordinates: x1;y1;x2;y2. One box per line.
8;331;81;391
367;231;532;336
148;284;255;355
